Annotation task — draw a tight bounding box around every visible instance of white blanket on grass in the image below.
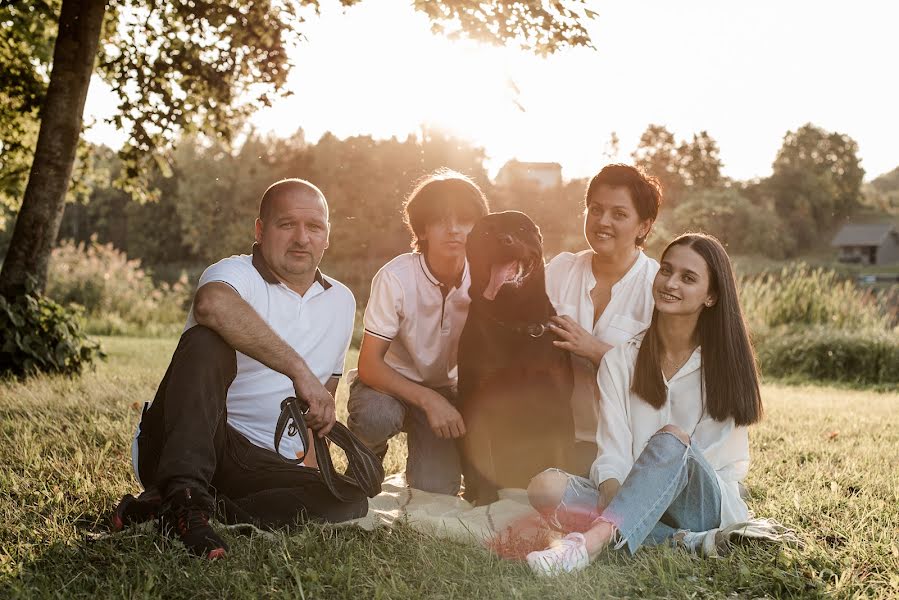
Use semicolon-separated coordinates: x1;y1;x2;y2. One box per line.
342;474;548;547
340;475;800;557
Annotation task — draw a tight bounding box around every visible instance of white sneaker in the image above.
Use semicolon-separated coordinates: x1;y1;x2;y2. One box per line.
674;519;801;558
674;529;715;555
526;532;590;576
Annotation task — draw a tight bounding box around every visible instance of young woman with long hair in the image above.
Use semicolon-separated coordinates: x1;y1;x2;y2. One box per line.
526;232;763;575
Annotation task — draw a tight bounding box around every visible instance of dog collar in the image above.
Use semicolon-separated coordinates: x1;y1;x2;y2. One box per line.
483;313;548;338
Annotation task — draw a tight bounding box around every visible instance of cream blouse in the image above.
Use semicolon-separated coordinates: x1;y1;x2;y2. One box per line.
545;249;658;442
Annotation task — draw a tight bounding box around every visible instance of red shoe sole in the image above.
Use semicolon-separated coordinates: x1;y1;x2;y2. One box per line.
207;548;227;560
111;495;134;532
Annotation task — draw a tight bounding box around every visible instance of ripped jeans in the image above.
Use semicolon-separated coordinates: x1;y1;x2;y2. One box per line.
534;431;722;554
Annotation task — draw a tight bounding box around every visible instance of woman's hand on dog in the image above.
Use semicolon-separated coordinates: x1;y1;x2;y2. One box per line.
419;389;467;439
548;315;613;367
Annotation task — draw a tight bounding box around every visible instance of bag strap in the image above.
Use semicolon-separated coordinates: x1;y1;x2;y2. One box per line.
274;396;384;502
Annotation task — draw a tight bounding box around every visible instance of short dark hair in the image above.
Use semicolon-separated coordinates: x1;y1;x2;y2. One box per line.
632;233;763;426
259;178;327;221
585;164;663;246
403;169;490;252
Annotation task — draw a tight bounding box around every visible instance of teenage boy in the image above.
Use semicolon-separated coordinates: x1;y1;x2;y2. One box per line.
348;170;489;495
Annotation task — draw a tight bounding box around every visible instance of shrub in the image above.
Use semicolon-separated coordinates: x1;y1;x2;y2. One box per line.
0;293;104;377
47;238;191;336
757;327;899;387
740;263;890;332
667;188;794;258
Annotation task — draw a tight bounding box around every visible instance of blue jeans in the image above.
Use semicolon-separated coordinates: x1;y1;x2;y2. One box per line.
346;379;462;495
536;431;721;554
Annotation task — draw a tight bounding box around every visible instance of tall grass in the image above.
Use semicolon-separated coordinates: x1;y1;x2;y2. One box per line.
47;238;192;336
739;264;898;387
739;263;892;332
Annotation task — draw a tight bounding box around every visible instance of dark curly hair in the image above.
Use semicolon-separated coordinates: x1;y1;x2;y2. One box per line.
585;164;663;246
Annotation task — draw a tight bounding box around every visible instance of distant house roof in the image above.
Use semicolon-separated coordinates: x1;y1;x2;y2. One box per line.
495;160;563;188
514;161;563;171
831;223;897;247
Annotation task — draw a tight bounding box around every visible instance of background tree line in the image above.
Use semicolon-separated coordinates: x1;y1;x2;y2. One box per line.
23;119;885;305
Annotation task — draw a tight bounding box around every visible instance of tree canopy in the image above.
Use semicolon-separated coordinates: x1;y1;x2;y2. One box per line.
0;1;57;211
0;0;596;300
769;123;864;220
631;124;724;206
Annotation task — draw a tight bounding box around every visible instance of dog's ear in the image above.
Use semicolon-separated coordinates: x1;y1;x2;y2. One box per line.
466;217;492;299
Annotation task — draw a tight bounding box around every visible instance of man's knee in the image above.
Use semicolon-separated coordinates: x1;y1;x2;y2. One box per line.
178;325;237;374
347;385;405;442
527;469;570;512
655;424;690;446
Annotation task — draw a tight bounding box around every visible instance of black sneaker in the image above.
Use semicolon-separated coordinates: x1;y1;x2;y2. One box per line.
111;488;162;531
159;488;228;559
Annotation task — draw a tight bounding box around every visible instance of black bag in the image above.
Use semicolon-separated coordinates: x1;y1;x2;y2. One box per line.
274;396;384;502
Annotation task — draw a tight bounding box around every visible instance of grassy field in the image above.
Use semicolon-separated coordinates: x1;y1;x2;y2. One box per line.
1;337;897;599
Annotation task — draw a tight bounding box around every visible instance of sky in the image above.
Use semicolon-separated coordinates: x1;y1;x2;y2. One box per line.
83;0;899;182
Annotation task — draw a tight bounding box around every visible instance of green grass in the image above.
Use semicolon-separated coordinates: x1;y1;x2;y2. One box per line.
1;337;898;598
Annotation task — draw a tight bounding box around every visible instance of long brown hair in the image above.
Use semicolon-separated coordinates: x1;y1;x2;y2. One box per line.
632;233;763;426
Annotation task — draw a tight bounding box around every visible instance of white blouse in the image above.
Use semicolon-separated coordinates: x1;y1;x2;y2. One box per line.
590;335;751;527
545;249;659;442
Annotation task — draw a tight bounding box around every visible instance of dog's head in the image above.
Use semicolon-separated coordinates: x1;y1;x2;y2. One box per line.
467;211;544;302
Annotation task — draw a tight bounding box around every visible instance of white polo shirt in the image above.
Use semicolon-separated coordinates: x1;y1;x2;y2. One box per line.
182;247;356;458
545;249;659;442
592;335;750;527
362;253;470;389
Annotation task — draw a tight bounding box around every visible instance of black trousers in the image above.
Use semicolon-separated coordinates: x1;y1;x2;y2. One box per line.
135;326;367;526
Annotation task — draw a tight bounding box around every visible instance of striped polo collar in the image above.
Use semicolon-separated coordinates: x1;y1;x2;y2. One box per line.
416;252;468;290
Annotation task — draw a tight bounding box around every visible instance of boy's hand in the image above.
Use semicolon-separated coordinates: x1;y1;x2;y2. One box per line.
419;389;466;439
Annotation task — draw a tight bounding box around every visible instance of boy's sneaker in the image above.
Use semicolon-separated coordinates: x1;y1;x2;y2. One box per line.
111;488;162;531
158;488;228;559
526;532;590;576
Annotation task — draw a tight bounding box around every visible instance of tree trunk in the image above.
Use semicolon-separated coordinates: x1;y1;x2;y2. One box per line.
0;0;107;299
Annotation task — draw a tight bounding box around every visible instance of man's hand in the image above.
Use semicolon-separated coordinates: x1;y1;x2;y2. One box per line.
292;374;336;437
418;388;466;439
548;315;613;367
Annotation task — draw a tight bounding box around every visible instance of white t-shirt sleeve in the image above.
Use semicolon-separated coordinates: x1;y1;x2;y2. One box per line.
332;293;356;377
197;256;262;304
363;268;404;341
590;347;634;487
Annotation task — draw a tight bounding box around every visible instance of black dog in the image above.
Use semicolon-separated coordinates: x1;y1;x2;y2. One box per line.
458;211;575;505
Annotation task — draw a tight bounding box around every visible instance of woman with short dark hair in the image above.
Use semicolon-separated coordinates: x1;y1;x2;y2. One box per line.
545;164;664;473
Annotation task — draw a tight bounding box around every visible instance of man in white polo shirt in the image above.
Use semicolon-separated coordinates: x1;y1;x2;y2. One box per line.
348;170;489;495
114;179;365;559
